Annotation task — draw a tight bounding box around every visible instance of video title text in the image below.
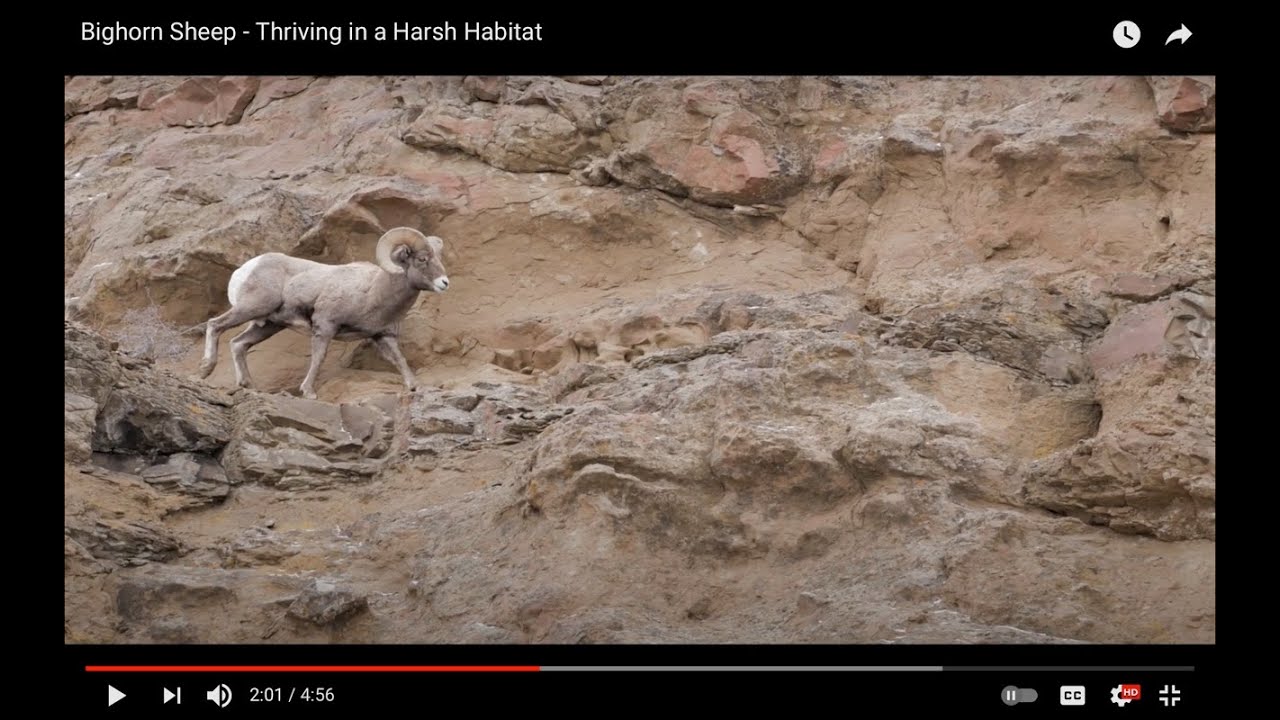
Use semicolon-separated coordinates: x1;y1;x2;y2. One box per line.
81;20;544;46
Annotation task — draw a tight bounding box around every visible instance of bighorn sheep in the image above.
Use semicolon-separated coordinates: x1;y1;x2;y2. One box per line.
197;227;450;400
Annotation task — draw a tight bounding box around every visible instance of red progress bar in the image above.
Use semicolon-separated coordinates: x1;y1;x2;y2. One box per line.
86;666;541;672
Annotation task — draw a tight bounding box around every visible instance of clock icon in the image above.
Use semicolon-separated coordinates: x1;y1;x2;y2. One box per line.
1113;20;1141;48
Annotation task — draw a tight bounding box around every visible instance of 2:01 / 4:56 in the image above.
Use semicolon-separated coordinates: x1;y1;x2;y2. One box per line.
249;687;336;702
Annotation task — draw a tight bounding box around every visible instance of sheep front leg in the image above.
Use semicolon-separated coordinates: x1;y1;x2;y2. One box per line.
374;335;418;392
299;329;334;400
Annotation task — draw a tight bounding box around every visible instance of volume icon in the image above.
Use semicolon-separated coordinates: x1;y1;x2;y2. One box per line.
206;684;232;708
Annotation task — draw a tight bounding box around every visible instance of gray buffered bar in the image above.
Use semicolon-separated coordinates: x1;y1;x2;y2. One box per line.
539;666;944;671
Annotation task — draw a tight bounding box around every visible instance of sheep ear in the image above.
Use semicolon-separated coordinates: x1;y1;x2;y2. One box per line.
427;236;444;255
391;244;413;266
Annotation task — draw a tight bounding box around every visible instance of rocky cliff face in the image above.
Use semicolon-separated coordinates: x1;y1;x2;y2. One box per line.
64;75;1215;644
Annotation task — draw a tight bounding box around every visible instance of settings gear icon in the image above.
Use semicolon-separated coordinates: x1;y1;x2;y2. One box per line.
1111;685;1136;706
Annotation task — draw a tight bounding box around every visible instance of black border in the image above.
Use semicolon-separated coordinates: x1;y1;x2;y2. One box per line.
63;6;1221;711
64;11;1217;75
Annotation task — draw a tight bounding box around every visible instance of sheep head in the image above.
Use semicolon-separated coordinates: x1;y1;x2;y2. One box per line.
375;227;450;293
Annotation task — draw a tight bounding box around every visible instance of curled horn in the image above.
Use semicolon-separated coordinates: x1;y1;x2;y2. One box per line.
374;227;432;273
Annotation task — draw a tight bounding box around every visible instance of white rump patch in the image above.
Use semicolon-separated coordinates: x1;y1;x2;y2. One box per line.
228;256;262;305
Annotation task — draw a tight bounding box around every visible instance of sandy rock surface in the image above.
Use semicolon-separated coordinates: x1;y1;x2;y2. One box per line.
64;75;1214;644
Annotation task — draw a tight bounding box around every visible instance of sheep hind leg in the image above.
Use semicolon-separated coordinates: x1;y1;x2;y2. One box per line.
374;335;418;392
199;306;267;379
298;330;335;401
230;322;284;390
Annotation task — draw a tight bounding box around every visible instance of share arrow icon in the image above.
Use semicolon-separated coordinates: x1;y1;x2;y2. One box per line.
1165;23;1192;45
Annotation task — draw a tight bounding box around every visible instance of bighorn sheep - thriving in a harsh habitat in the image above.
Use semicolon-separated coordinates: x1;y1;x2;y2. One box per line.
198;227;450;400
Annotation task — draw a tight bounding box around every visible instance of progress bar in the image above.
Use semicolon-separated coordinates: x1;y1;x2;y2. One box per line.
85;665;1194;673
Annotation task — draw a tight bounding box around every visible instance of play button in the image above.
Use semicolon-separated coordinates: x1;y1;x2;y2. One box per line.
108;685;126;707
